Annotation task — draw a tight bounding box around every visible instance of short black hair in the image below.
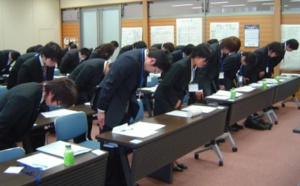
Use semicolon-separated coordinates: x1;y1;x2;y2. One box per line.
286;39;299;50
207;39;219;45
182;44;195;56
242;52;256;67
111;40;119;48
79;48;91;58
133;41;147;49
41;41;63;62
43;77;78;107
191;43;213;62
10;51;21;61
148;49;172;72
267;42;283;55
150;43;162;50
162;42;175;53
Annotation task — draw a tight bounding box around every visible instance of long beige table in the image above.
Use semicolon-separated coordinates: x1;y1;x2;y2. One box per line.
0;151;107;186
96;104;228;186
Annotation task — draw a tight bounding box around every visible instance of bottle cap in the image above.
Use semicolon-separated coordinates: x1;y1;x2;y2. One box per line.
65;144;71;148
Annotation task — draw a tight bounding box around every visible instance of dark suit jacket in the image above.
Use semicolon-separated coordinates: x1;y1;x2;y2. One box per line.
0;83;42;150
154;57;192;116
223;53;242;90
7;52;37;89
0;50;20;75
17;55;54;85
254;47;277;79
68;58;106;104
95;49;142;129
59;49;81;74
171;50;183;64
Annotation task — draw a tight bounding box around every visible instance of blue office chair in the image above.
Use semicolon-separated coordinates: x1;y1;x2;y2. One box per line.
54;69;61;76
129;99;144;124
147;76;158;87
0;147;25;163
0;86;8;97
54;111;100;149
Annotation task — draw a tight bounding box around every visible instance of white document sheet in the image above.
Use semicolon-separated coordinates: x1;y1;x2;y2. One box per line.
41;109;78;118
182;105;216;113
235;86;255;92
214;90;243;97
166;110;191;117
140;86;157;93
112;123;161;138
17;153;63;170
36;141;91;158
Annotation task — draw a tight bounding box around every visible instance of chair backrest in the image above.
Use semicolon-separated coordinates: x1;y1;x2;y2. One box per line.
0;147;25;163
54;111;88;141
129;99;144;124
147;76;158;87
0;86;8;97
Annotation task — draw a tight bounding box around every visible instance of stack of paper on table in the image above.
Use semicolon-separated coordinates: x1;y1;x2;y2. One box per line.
140;86;157;93
41;109;78;118
17;153;63;170
235;86;255;92
166;105;214;118
263;78;278;84
112;122;165;138
206;90;243;100
36;141;91;157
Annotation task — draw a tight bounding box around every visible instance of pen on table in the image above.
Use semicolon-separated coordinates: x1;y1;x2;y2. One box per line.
32;163;48;169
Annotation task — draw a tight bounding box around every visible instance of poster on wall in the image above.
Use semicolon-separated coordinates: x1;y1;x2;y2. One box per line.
176;18;202;46
210;22;239;41
244;25;259;47
280;24;300;71
121;27;143;47
150;26;174;46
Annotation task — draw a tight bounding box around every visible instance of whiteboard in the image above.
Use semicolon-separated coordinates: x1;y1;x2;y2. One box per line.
121;27;143;47
210;22;239;41
150;26;174;46
280;24;300;71
176;18;202;46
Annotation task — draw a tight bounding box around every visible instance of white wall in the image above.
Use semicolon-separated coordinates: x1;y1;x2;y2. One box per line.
0;0;61;54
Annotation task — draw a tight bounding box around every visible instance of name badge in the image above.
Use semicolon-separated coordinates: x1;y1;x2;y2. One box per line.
219;72;224;79
188;83;199;92
266;67;269;73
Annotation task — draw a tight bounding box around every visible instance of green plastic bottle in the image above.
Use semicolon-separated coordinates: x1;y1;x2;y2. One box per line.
275;75;280;83
262;80;267;90
230;88;236;99
64;144;74;166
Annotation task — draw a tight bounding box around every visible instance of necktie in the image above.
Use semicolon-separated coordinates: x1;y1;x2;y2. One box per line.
42;65;47;80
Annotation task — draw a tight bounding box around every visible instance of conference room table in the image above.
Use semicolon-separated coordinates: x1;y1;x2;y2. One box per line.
205;86;276;127
23;104;96;153
0;151;108;186
273;76;300;106
96;104;228;186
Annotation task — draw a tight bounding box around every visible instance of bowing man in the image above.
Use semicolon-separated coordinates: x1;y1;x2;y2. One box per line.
0;78;77;151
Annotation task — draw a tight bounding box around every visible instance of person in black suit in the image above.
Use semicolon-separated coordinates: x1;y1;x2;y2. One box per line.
254;42;284;80
68;58;111;141
0;77;77;151
26;44;43;53
222;52;257;90
59;48;90;74
154;43;213;116
7;52;38;90
237;52;258;85
154;43;213;171
0;50;21;75
274;39;299;66
93;48;171;186
17;41;62;85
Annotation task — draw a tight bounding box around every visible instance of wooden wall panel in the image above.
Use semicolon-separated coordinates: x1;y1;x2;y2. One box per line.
61;22;80;47
206;15;274;52
121;20;143;27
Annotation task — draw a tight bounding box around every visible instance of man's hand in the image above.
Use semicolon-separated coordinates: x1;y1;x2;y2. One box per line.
195;91;203;100
97;112;105;130
174;100;181;109
259;71;265;79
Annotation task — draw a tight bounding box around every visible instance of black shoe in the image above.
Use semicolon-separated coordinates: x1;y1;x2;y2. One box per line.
271;106;279;110
204;143;211;147
177;163;188;169
134;183;140;186
173;166;183;172
232;123;244;129
228;125;239;132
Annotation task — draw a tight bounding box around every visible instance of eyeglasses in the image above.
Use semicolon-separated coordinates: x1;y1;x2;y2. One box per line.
21;164;43;182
